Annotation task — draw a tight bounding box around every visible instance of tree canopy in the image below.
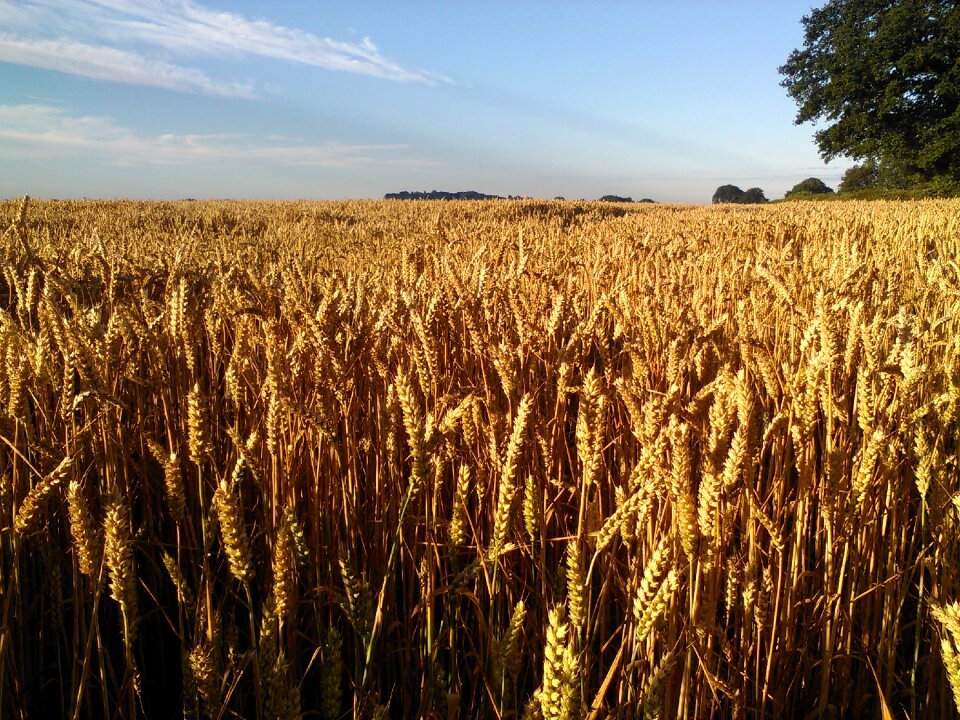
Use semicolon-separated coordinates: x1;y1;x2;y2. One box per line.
712;185;768;204
779;1;960;183
838;162;881;192
712;185;745;203
742;188;769;203
785;177;835;196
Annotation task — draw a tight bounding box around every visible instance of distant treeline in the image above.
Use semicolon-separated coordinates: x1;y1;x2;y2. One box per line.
385;191;656;202
385;190;503;200
598;195;655;203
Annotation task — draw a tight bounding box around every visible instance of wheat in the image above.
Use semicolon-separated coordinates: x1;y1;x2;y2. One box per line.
212;478;253;585
932;601;960;713
668;419;698;560
2;198;959;719
104;498;139;647
272;507;297;624
635;569;679;646
320;628;343;720
161;551;196;613
188;640;220;715
395;368;429;494
522;474;541;545
146;439;186;522
339;555;373;644
539;605;578;720
565;540;586;633
489;393;533;560
66;479;101;578
496;599;527;693
187;382;210;465
448;463;472;547
15;456;73;536
639;649;676;718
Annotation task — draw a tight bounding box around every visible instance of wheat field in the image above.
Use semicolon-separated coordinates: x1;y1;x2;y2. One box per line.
0;196;958;719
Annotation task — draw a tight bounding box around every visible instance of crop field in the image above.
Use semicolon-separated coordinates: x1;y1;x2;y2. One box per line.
0;197;958;719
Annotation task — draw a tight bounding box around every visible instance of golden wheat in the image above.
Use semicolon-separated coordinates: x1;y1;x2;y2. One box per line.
2;197;959;719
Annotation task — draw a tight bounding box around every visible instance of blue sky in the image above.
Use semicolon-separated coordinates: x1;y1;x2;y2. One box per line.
0;1;849;203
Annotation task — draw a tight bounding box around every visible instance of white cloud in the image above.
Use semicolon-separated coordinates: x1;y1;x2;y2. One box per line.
0;0;448;95
0;0;50;28
0;104;420;168
89;0;448;83
0;33;255;97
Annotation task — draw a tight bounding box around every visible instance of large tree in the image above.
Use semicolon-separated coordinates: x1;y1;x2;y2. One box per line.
779;1;960;180
711;185;768;204
712;185;745;203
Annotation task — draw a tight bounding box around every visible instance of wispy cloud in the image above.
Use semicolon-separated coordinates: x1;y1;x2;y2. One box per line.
0;0;447;96
0;33;255;97
79;0;449;84
0;104;420;168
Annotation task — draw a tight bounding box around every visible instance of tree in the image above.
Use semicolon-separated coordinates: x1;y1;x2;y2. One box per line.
712;185;768;204
779;1;960;181
712;185;745;203
838;160;881;192
837;156;929;191
742;187;769;203
785;177;835;196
